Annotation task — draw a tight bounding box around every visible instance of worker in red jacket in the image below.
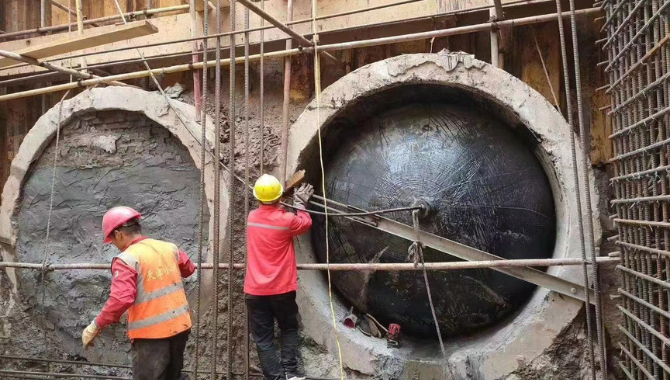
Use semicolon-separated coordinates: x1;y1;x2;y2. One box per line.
81;206;196;380
245;174;314;380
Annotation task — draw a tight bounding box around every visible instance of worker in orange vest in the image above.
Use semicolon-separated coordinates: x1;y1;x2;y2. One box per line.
81;206;196;380
245;174;314;380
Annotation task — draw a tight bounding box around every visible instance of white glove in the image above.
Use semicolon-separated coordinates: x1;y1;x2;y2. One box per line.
82;321;100;349
293;183;314;209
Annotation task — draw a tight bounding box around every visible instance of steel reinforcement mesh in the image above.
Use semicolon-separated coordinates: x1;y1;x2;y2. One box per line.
605;0;670;377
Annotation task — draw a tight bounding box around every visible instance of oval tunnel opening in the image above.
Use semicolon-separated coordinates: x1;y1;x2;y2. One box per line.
301;84;557;340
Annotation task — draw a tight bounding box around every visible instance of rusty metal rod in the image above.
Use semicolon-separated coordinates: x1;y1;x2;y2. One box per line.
620;288;670;321
619;342;656;380
609;136;670;162
617;241;670;257
0;257;618;271
617;266;670;291
0;8;600;102
608;71;670;115
618;325;670;374
611;194;670;204
610;105;670;138
302;8;600;53
235;0;341;65
0;49;127;87
603;0;670;69
613;218;670;228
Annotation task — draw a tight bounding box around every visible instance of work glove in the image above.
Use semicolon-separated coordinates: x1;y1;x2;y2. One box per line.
82;321;100;349
293;183;314;209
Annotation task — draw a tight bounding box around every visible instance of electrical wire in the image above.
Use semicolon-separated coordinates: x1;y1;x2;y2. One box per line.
311;1;344;379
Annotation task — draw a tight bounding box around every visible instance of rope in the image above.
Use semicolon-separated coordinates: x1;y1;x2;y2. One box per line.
38;90;71;356
283;202;423;217
408;210;447;360
311;1;344;379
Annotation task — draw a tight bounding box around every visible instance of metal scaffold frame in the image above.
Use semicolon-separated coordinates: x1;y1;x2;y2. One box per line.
0;0;626;378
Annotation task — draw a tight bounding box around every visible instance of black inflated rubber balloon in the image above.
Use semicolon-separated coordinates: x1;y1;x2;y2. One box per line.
311;102;556;338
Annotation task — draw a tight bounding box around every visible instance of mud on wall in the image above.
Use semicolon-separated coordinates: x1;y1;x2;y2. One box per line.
10;110;208;363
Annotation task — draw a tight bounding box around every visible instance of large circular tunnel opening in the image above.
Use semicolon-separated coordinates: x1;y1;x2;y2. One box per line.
306;84;556;339
13;110;208;360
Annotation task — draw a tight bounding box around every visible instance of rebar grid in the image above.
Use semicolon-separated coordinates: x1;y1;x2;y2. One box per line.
605;0;670;376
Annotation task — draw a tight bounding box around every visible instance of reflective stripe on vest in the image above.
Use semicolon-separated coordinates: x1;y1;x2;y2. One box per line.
247;222;289;230
116;239;192;339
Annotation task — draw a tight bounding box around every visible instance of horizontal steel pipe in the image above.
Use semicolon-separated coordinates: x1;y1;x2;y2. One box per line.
0;49;127;87
0;48;302;101
0;257;618;271
302;8;600;53
0;8;599;101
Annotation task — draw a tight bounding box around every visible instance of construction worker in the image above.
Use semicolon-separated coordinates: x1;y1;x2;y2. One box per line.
81;206;195;380
245;174;314;380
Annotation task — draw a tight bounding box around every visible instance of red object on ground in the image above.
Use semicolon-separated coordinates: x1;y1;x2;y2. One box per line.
244;203;312;296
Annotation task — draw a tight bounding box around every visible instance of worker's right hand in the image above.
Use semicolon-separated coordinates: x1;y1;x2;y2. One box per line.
82;321;100;349
294;183;314;209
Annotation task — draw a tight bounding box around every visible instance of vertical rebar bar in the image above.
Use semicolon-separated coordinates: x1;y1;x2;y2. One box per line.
228;0;237;379
554;0;597;377
568;0;609;376
212;0;222;377
259;0;265;175
280;0;294;182
243;4;251;380
195;0;210;377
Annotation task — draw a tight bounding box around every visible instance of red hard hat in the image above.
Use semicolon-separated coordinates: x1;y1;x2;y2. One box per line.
102;206;141;244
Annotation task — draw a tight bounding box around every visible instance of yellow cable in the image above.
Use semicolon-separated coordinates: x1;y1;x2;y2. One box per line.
311;1;344;379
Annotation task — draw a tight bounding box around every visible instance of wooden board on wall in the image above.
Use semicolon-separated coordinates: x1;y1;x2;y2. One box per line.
51;0;185;27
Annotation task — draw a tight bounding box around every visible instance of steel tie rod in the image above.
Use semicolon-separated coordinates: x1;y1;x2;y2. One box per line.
309;194;597;304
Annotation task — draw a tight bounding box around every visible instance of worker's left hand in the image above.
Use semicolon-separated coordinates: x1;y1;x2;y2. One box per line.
294;183;314;209
81;321;100;349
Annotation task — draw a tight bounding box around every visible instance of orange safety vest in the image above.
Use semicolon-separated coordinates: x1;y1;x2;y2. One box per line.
116;239;192;340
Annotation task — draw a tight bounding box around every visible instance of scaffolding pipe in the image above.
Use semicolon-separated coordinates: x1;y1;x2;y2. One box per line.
0;257;618;271
23;0;538;68
0;49;127;86
0;48;302;102
0;8;599;102
0;5;190;40
235;0;341;65
280;0;294;183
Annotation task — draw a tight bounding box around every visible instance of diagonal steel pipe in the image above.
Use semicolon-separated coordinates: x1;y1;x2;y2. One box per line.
235;0;341;66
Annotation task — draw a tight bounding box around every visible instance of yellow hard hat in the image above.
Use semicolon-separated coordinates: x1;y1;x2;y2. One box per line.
253;174;284;203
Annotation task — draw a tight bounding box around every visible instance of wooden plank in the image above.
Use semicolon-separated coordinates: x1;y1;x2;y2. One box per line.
0;20;158;69
182;0;229;12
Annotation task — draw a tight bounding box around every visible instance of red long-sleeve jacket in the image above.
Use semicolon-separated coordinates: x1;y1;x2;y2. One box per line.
244;204;312;296
95;236;196;329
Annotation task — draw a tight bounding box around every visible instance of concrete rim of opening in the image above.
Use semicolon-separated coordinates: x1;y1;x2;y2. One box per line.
0;86;227;318
284;52;601;379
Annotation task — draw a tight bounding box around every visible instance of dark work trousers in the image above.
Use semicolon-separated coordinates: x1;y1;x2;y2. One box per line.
131;329;191;380
245;291;301;380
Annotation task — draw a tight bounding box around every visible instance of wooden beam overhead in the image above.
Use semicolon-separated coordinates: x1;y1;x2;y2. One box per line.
0;20;159;70
183;0;229;12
